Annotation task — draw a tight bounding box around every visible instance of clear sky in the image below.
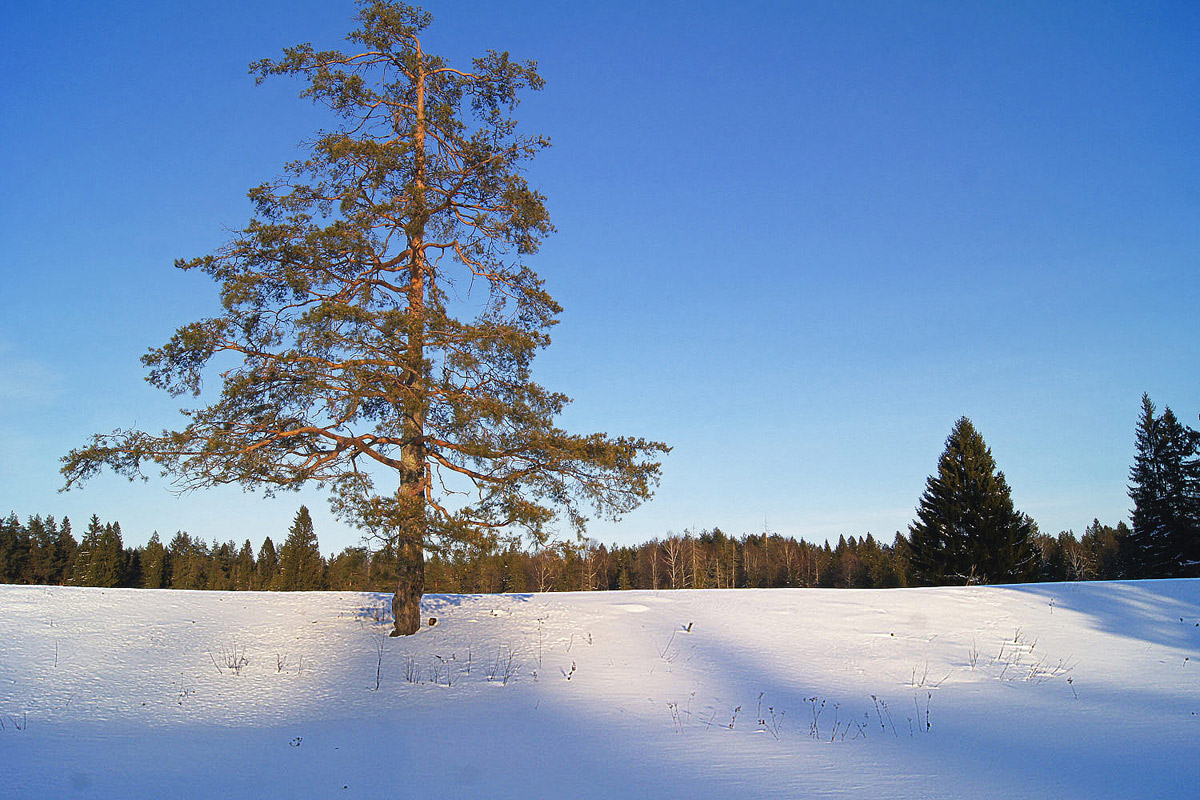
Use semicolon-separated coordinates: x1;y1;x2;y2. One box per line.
2;1;1197;555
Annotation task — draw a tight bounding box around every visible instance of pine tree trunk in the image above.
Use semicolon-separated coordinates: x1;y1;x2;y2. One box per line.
390;44;430;639
390;530;425;636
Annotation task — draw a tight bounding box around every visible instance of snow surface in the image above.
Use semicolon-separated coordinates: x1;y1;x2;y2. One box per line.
1;581;1198;798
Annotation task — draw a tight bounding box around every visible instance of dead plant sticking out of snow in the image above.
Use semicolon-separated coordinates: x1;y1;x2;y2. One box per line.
209;645;249;676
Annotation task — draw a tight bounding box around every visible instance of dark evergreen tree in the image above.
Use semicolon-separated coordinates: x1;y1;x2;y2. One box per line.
1128;395;1200;577
1081;519;1129;580
141;532;169;588
327;546;370;590
276;506;326;590
69;515;101;586
890;532;913;587
863;533;900;587
907;417;1037;585
124;544;143;589
0;512;30;583
71;516;126;587
28;515;54;584
94;522;127;587
209;540;237;590
1129;394;1169;574
168;531;209;589
234;540;257;590
55;516;77;584
256;536;280;590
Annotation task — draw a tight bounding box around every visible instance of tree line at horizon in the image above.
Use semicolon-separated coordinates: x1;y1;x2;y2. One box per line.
0;507;1136;593
6;394;1197;592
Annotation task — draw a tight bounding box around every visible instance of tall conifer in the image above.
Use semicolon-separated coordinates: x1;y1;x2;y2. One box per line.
276;506;325;590
256;536;281;590
168;532;209;589
142;532;169;588
71;516;125;587
907;417;1037;585
0;513;26;583
234;540;257;590
1128;394;1200;576
55;517;77;584
28;516;53;584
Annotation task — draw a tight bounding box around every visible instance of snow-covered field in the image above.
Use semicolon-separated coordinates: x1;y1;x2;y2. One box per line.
1;581;1197;798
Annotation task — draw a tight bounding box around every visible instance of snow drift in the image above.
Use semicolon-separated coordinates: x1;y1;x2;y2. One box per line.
1;581;1197;798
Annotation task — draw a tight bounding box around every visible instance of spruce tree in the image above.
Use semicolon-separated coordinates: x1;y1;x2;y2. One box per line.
1128;394;1200;577
124;545;144;589
1129;395;1167;575
0;512;25;583
209;540;236;590
55;517;77;584
141;532;169;588
70;515;101;586
276;506;326;590
60;0;667;635
907;417;1037;585
71;515;125;587
256;536;280;590
234;540;257;590
168;531;209;589
28;515;53;584
94;522;127;588
327;546;370;590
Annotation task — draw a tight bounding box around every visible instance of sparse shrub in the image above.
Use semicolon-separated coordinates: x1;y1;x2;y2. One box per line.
487;646;519;685
209;645;249;676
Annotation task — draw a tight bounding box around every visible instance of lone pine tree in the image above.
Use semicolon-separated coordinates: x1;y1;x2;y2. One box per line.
907;417;1036;585
60;1;667;634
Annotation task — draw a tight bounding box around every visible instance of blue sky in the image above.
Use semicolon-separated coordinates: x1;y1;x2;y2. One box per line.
2;1;1197;555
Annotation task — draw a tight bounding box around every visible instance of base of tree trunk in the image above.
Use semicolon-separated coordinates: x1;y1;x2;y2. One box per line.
389;537;425;636
390;587;422;636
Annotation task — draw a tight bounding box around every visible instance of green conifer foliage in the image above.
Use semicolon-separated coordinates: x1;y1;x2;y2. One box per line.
907;417;1037;586
256;536;280;590
0;513;27;583
209;540;237;590
141;532;169;588
69;515;100;586
95;522;127;587
71;516;126;587
168;532;209;590
234;540;257;590
55;517;77;584
276;506;326;590
327;546;370;590
1128;394;1200;577
28;516;53;584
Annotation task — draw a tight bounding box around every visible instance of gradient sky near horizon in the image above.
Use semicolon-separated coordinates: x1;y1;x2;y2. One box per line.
2;0;1197;555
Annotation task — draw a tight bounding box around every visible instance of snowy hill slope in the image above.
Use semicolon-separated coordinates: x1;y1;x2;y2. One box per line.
1;581;1197;798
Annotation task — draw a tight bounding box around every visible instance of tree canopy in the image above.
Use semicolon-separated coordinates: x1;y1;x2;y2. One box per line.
907;417;1037;585
276;506;326;590
1128;394;1200;577
61;0;668;634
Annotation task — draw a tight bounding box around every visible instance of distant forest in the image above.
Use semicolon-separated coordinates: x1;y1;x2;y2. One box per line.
0;507;1136;593
6;392;1196;593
